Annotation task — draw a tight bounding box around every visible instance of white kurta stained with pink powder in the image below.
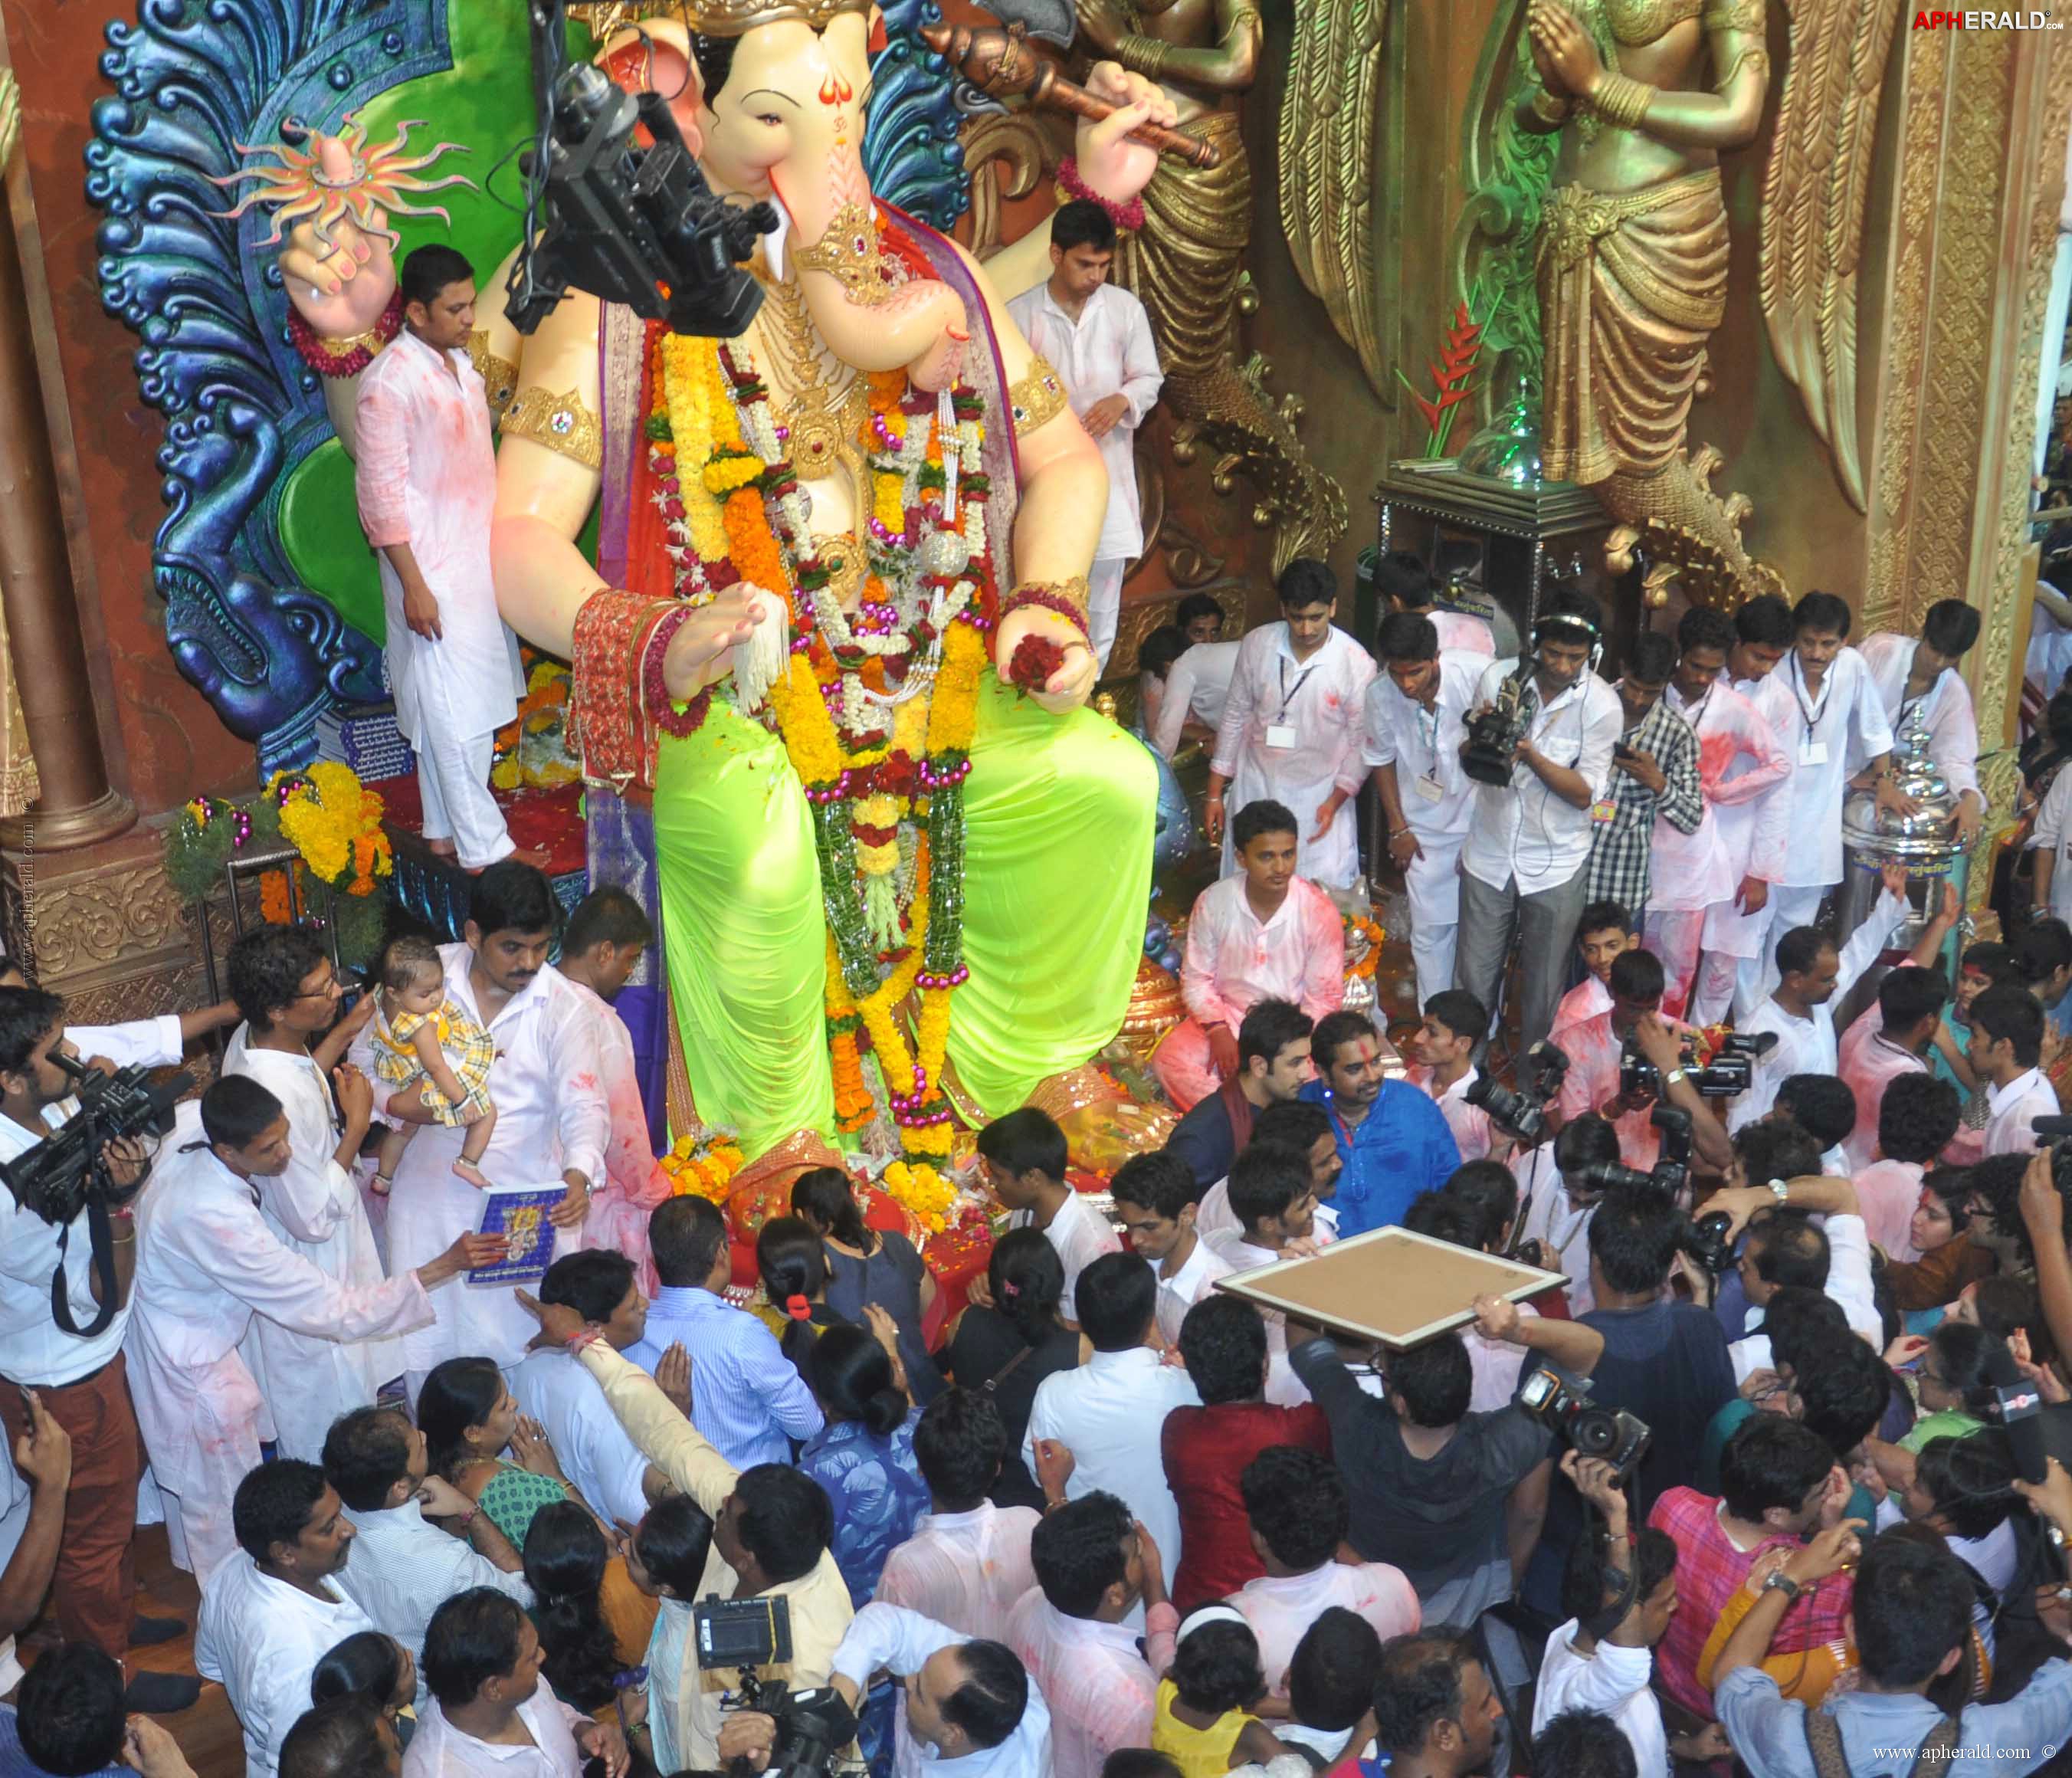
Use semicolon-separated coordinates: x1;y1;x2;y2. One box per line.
352;328;523;747
1702;672;1801;957
1652;680;1795;914
566;981;669;1294
1838;1016;1929;1171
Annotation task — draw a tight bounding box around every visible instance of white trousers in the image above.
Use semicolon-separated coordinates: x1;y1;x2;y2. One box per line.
415;727;513;870
1646;909;1704;1021
1090;558;1126;674
1410;918;1458;1012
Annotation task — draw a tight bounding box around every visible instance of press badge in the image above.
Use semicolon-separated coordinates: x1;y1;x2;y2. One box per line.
1799;740;1828;766
1265;723;1298;750
1413;773;1445;803
1590;799;1617;825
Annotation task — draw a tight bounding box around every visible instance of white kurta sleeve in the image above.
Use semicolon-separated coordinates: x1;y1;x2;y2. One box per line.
69;1017;182;1071
253;1068;352;1244
1575;684;1623;802
1154;653;1201;759
1361;680;1398;773
1211;637;1262;782
197;1205;434;1342
831;1602;962;1688
1115;295;1164;428
1835;887;1908;1003
1848;654;1897;766
546;993;611;1186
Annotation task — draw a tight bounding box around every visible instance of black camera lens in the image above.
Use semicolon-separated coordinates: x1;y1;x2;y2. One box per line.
1569;1406;1621;1457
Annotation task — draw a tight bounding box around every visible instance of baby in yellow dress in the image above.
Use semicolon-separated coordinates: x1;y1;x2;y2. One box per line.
371;934;499;1192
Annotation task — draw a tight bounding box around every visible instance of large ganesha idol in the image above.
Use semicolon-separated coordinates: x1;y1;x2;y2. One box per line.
279;3;1172;1163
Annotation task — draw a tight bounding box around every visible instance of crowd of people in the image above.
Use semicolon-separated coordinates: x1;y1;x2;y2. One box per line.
5;557;2072;1778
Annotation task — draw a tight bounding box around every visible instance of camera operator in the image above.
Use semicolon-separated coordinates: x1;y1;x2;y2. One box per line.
1701;1171;1883;1377
1454;591;1623;1056
0;987;192;1713
1547;950;1732;1176
1513;1114;1622;1317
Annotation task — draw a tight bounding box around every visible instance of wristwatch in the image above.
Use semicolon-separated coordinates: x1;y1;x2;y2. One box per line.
1663;1067;1687;1088
1760;1570;1803;1603
1767;1179;1790;1206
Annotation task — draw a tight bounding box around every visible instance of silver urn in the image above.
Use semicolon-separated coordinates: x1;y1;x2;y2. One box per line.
1836;702;1967;955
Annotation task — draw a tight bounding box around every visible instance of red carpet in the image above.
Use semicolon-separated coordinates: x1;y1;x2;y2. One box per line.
369;773;588;878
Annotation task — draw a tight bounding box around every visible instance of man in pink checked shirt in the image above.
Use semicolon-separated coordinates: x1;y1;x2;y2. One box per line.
1153;799;1345;1113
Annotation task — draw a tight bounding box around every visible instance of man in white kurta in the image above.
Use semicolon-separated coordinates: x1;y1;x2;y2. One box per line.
348;888;607;1393
1152;638;1242;759
1643;615;1794;1022
126;1095;476;1581
1859;603;1986;843
1743;596;1897;1008
1005;204;1162;672
352;246;524;868
1364;618;1484;1005
1728;881;1910;1133
1208;564;1375;890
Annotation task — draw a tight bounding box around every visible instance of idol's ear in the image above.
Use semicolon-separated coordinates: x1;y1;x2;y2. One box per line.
599;20;707;159
867;6;888;54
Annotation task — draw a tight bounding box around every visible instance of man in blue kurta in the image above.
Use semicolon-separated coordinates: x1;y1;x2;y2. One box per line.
1298;1010;1460;1235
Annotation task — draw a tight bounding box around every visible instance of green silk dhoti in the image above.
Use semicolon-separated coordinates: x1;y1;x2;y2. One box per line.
653;670;1156;1158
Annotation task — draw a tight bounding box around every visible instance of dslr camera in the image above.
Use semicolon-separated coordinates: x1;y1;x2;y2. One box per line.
1569;1105;1694;1207
1459;665;1535;788
1464;1040;1570;1147
1516;1366;1651;1476
0;1052;189;1228
1618;1028;1774;1100
699;1596;861;1778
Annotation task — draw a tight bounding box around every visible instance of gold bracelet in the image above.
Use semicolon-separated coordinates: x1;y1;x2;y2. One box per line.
1531;87;1572;125
320;322;390;359
1118;34;1169;80
500;385;604;470
1585;71;1654;130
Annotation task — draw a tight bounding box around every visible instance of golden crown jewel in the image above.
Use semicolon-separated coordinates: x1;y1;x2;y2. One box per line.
571;0;868;39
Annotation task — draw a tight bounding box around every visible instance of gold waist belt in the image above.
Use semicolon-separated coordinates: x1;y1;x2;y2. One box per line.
1539;168;1723;271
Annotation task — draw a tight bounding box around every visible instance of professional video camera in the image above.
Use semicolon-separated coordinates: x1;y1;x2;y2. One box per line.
506;1;779;340
1459;664;1536;787
0;1051;191;1339
0;1052;188;1229
699;1596;862;1778
1618;1028;1775;1101
1464;1039;1569;1146
1517;1366;1650;1475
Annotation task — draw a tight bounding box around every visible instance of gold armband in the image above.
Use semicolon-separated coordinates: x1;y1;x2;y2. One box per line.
500;385;604;470
1585;72;1654;131
793;199;899;307
467;330;520;420
1117;34;1171;81
1530;87;1573;125
320;321;392;360
1007;358;1071;435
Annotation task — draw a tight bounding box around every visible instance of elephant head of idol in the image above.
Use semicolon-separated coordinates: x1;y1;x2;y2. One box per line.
598;7;971;390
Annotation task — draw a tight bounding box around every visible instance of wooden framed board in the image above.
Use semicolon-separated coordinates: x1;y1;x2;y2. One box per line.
1213;1225;1569;1350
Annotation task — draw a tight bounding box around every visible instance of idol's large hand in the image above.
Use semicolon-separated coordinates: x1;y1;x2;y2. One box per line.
995;605;1097;715
661;586;772;703
276;135;398;340
1073;64;1178;208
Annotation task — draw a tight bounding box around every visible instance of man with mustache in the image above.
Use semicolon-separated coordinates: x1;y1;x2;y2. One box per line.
349;861;608;1400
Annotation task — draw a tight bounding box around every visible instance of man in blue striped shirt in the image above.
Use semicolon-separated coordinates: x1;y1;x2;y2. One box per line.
624;1196;823;1468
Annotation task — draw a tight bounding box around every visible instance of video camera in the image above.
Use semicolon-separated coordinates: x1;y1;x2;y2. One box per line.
1618;1028;1774;1101
698;1596;861;1778
1464;1039;1569;1147
1459;664;1535;788
0;1052;188;1229
1517;1365;1651;1476
507;1;779;340
1982;1340;2072;1484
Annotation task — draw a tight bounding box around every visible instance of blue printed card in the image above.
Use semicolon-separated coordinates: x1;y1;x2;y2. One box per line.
469;1185;566;1285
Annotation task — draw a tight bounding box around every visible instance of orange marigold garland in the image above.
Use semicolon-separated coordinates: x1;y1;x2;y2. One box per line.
653;238;994;1163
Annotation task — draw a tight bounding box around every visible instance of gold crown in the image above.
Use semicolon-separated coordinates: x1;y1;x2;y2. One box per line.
572;0;868;38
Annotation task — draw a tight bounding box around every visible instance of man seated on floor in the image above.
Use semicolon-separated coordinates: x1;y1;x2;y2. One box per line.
1155;799;1345;1113
1163;999;1313;1199
1300;1010;1459;1236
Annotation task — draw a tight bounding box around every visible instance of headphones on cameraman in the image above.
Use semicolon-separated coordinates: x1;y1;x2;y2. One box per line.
1530;605;1605;678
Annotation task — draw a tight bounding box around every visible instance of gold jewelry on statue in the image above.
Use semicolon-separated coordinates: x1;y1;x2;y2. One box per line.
751;271;870;495
1116;34;1171;80
1531;87;1573;125
320;321;392;359
500;385;605;469
569;0;866;38
793;201;900;307
1585;71;1654;131
1699;0;1765;31
467;330;520;420
1007;357;1071;435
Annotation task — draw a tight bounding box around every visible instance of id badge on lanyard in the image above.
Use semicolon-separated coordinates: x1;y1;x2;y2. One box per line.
1269;659;1315;750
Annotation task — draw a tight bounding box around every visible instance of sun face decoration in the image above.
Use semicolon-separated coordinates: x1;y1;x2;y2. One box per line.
209;113;476;250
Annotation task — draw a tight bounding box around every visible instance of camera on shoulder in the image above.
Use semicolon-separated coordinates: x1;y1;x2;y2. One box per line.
1;1054;190;1229
697;1596;860;1778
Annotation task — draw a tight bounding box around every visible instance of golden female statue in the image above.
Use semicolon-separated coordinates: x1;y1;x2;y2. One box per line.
1520;0;1903;604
